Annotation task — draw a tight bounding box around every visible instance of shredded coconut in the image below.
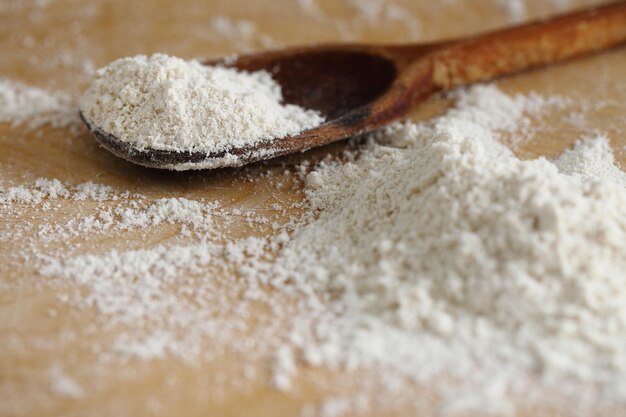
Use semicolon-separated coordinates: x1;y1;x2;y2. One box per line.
79;54;325;160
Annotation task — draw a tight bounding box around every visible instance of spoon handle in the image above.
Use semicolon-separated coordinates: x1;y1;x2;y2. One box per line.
430;1;626;89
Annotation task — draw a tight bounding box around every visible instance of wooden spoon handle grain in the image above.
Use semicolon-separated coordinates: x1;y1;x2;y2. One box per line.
431;1;626;88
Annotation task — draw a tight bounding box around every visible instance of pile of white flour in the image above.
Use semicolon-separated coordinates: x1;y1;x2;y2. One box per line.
263;85;626;412
79;54;324;156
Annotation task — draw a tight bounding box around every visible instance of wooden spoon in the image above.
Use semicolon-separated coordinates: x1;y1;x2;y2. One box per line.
81;1;626;170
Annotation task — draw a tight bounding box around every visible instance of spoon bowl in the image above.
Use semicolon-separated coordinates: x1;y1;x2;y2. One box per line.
82;1;626;170
227;48;399;120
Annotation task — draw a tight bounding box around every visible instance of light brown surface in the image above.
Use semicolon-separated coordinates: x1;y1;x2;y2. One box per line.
1;1;625;416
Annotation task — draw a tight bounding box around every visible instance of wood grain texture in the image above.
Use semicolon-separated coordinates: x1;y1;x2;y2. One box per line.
1;1;625;416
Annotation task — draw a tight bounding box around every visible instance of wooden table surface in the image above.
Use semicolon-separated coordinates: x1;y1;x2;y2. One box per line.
1;1;625;416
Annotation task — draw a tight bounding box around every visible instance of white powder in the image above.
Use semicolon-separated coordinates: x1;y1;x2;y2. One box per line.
9;176;292;365
0;178;136;205
113;198;217;232
496;0;528;22
301;395;370;417
9;82;626;415
0;0;56;12
555;134;626;186
209;16;257;41
271;345;297;391
208;16;275;49
79;54;324;160
263;85;626;412
34;197;217;242
40;243;220;318
8;1;619;415
295;0;422;39
496;0;578;22
0;79;79;129
48;365;84;399
37;233;295;364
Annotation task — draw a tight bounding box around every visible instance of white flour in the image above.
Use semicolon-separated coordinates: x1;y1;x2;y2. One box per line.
79;54;324;162
0;79;79;129
48;365;84;399
555;134;626;186
11;83;623;415
7;1;622;415
207;16;275;50
0;178;135;204
263;85;626;413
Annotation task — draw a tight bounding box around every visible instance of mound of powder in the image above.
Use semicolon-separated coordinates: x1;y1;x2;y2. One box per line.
79;54;324;157
265;85;626;412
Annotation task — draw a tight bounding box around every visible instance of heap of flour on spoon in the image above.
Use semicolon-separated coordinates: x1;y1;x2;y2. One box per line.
79;53;324;166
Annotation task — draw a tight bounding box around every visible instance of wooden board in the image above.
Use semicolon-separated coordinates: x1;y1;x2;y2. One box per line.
1;1;625;416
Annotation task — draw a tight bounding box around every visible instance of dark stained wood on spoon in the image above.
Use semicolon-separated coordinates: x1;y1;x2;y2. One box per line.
82;1;626;170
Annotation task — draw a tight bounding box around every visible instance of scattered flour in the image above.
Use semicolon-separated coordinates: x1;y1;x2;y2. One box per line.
0;178;136;205
495;0;528;22
0;0;56;12
555;134;626;186
34;197;218;241
270;345;298;391
346;0;421;35
208;16;275;49
112;198;218;232
79;54;324;164
40;243;221;320
0;79;79;129
295;0;422;40
301;395;370;417
495;0;580;22
209;16;257;41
